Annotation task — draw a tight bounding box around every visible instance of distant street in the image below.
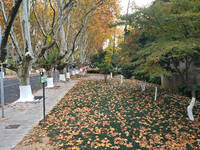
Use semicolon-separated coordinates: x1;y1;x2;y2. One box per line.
0;72;59;105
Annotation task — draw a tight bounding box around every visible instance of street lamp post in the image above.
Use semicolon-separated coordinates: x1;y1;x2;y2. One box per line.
0;26;5;118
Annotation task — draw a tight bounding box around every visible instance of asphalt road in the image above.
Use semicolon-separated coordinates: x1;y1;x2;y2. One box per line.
0;72;59;105
0;76;41;105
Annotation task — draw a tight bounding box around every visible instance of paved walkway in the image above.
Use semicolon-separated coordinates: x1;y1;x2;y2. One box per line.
0;79;79;150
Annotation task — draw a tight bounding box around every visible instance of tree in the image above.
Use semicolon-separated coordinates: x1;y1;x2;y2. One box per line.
99;62;112;82
85;0;120;59
0;0;77;100
90;48;106;67
0;0;37;102
0;0;120;100
54;0;107;76
117;0;200;97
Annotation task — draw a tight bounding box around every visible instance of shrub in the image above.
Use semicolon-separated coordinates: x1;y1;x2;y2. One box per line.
98;62;113;82
87;68;100;74
177;83;200;99
121;64;135;79
121;64;161;84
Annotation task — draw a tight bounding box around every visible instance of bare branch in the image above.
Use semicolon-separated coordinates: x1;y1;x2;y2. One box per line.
32;0;46;37
49;0;56;35
68;0;105;59
38;41;56;58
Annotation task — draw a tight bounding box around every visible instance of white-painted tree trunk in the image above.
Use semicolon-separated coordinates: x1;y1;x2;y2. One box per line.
187;97;195;121
47;77;54;88
16;59;33;103
66;72;70;79
59;74;66;81
110;72;113;79
16;85;34;102
154;87;157;101
16;64;34;103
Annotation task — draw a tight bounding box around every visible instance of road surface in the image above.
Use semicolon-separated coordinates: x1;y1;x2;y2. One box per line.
0;72;59;105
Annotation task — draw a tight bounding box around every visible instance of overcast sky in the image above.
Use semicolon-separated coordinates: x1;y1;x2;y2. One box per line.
120;0;155;14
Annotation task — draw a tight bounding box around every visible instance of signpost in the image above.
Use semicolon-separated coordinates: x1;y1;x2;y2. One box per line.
1;64;5;118
0;26;5;118
40;72;47;121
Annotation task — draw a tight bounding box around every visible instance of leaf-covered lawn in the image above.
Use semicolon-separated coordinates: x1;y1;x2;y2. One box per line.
17;79;200;149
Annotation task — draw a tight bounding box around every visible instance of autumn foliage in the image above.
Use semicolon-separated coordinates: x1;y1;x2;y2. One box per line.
15;78;199;149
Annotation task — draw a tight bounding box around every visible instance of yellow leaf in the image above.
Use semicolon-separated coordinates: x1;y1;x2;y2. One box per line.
71;146;80;150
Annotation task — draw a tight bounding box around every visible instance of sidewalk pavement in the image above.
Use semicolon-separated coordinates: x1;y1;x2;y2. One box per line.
0;80;79;150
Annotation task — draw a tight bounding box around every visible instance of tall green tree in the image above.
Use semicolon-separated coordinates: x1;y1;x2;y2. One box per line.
118;0;200;97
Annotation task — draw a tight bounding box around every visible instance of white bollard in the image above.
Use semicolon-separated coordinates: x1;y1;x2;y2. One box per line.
110;72;113;79
154;87;157;101
187;97;196;121
120;75;123;84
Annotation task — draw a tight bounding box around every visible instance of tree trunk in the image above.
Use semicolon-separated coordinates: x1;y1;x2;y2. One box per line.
17;63;30;85
20;0;33;57
66;65;69;72
45;68;54;88
46;69;52;78
191;87;196;99
14;0;34;102
58;68;66;81
16;59;34;102
80;32;88;64
104;74;107;83
58;69;64;74
66;72;70;79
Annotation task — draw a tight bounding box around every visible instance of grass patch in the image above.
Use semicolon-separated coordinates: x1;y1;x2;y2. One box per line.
15;79;200;150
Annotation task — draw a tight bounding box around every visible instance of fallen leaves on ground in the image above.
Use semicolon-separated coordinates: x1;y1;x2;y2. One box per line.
15;78;200;149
